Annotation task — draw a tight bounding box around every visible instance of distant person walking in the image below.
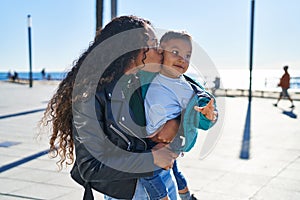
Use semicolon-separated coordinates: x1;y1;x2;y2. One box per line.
274;65;295;108
7;70;12;80
41;68;46;79
12;71;19;82
212;76;220;96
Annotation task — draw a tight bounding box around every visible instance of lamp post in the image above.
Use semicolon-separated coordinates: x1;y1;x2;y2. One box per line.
111;0;117;19
27;15;33;88
249;0;255;102
240;0;255;160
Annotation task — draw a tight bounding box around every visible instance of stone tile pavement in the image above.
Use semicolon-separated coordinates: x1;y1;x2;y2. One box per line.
0;81;299;200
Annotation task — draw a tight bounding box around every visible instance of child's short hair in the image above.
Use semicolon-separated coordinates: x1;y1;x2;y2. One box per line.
160;30;192;45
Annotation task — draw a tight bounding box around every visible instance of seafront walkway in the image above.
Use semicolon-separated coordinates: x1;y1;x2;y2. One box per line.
214;88;300;100
0;81;299;200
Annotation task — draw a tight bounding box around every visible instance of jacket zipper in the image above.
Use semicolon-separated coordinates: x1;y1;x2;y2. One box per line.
109;124;131;151
118;121;147;151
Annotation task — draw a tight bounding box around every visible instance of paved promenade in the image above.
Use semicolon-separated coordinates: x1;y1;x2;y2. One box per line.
0;81;299;200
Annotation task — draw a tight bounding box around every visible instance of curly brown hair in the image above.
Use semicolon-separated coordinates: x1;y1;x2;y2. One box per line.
40;15;154;170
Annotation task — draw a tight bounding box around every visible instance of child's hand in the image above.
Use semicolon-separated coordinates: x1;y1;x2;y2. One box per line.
193;99;217;122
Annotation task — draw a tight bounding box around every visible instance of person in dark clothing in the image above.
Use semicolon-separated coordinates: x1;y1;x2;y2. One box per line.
40;15;180;200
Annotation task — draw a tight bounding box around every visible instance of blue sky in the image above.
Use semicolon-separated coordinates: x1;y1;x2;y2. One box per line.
0;0;299;72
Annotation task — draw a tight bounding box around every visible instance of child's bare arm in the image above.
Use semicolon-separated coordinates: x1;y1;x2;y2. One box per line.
147;118;180;143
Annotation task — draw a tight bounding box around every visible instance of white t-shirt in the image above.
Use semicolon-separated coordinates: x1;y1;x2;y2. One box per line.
144;73;194;135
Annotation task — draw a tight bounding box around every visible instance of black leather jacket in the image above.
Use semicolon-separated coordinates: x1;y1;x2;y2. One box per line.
70;76;155;199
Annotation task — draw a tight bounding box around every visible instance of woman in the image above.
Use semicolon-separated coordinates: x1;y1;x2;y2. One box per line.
40;15;179;199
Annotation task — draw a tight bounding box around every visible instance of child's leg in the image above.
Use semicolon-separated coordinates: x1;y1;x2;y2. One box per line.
139;169;169;200
172;160;192;200
172;160;188;192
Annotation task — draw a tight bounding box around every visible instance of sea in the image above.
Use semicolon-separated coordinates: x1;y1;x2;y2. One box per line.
1;69;300;91
0;71;66;81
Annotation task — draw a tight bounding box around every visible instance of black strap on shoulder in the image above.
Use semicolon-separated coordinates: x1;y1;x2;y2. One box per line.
183;74;212;100
183;75;202;93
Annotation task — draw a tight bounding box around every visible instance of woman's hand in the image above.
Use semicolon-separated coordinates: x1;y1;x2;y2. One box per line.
147;119;180;144
194;99;217;122
151;143;178;170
